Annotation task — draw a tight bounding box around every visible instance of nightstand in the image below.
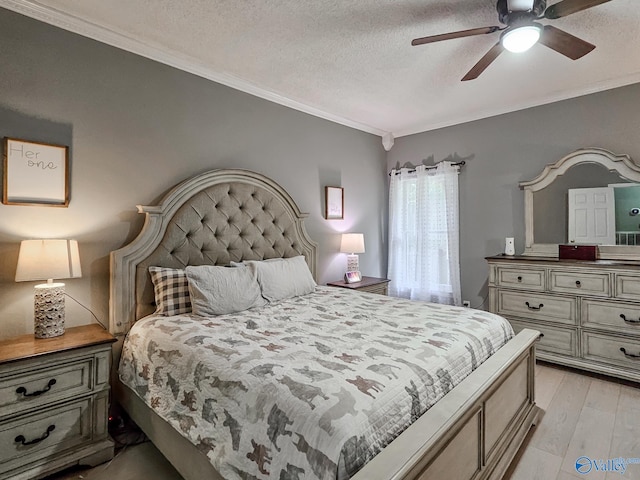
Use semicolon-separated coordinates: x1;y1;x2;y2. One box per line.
0;324;116;480
327;276;391;295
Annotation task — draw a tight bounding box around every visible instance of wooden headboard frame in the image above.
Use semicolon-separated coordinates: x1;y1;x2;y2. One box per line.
109;169;318;337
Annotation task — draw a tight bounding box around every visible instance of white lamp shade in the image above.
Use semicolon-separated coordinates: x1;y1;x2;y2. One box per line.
15;239;82;282
340;233;365;254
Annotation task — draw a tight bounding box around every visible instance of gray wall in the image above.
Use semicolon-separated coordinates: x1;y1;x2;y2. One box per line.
387;83;640;308
0;9;387;339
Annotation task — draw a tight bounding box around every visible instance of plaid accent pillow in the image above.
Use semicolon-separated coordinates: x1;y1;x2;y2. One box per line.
149;266;192;316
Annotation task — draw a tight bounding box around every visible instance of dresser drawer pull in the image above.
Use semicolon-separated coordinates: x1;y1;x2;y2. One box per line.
620;347;640;359
517;276;523;282
525;302;544;311
620;314;640;324
14;425;55;446
538;333;544;339
16;378;56;397
575;280;581;287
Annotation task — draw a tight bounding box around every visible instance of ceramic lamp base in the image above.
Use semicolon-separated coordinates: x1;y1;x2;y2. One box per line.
346;254;360;272
34;283;66;339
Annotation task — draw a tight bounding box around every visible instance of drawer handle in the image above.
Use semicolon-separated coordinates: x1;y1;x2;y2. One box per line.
620;314;640;324
538;333;545;339
517;276;523;282
620;347;640;359
15;425;55;446
16;378;56;397
525;302;544;311
575;280;581;287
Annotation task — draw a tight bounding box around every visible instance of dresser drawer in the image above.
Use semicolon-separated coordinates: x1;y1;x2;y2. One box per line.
615;274;640;301
508;318;577;356
0;397;91;475
496;267;545;291
0;358;93;419
497;291;576;325
582;299;640;337
582;332;640;370
549;270;610;297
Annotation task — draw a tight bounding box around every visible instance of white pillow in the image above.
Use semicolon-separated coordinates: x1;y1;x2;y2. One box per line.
185;264;266;316
252;256;316;302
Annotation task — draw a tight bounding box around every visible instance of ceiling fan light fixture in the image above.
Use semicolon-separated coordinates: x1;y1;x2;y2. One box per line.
501;23;542;53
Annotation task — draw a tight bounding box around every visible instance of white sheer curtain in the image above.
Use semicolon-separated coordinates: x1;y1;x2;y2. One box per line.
388;162;461;305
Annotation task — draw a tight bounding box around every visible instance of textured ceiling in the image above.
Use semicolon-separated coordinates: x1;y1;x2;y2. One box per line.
2;0;640;140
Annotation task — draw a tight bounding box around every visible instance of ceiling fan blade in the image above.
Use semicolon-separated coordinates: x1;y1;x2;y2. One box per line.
461;43;504;81
412;26;501;46
544;0;611;19
539;25;595;60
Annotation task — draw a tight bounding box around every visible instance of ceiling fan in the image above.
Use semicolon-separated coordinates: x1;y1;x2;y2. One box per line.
411;0;611;81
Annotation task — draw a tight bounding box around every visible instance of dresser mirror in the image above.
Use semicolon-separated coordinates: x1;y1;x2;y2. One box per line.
520;148;640;259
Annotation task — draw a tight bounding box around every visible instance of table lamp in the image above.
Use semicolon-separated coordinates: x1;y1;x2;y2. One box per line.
340;233;365;273
15;239;82;338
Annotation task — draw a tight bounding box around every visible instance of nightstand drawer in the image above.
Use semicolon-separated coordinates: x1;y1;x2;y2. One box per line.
582;299;640;337
358;283;388;295
326;277;390;296
549;270;610;296
0;397;91;475
582;332;640;370
0;358;92;419
496;267;545;291
496;291;576;325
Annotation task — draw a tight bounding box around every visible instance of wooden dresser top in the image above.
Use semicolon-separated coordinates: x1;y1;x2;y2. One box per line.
486;255;640;268
327;276;390;289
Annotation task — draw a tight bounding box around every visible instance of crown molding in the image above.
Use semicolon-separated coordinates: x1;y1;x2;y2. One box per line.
393;70;640;138
6;0;634;142
0;0;387;138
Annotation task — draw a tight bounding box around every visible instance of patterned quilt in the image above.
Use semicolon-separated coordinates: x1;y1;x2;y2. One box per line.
119;286;513;480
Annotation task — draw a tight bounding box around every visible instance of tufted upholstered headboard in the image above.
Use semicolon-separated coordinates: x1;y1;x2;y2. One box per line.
109;169;317;336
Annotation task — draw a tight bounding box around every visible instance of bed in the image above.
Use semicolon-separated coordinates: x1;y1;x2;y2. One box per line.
109;168;541;480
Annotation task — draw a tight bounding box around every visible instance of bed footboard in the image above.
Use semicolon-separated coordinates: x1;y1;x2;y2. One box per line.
352;328;541;480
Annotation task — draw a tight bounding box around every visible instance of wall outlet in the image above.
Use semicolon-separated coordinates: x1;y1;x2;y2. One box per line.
462;300;471;308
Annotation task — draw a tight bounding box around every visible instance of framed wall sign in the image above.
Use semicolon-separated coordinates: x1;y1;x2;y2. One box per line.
3;137;69;207
325;186;344;220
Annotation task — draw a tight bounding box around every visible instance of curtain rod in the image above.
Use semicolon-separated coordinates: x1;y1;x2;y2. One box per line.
389;160;466;176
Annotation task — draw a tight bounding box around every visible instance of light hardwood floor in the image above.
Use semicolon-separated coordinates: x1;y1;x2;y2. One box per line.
504;362;640;480
43;441;182;480
45;362;640;480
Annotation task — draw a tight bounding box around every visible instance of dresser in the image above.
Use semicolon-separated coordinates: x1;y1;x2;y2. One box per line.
327;276;390;295
0;324;116;480
487;255;640;382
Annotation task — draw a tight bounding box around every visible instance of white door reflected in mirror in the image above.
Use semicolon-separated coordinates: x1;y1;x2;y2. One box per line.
568;187;615;245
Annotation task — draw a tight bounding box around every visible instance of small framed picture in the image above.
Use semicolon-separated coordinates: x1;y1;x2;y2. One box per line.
325;186;344;220
344;271;362;283
3;137;69;206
